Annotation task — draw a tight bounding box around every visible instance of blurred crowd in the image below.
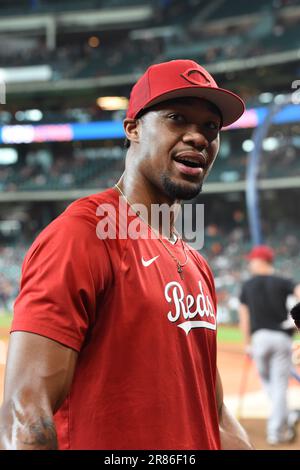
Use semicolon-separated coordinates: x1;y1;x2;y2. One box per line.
0;146;125;192
0;245;25;314
1;132;300;191
1;0;300;87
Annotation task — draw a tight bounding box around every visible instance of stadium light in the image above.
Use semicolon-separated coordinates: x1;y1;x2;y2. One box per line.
97;96;128;111
262;137;279;151
15;109;43;122
25;109;43;122
242;140;254;152
258;92;274;104
15;111;25;122
0;148;18;164
274;94;286;104
88;36;100;48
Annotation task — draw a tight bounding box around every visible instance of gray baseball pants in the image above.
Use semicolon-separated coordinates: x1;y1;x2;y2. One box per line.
251;329;292;441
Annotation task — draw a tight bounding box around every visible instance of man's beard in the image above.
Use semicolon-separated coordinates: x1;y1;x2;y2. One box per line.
161;174;203;200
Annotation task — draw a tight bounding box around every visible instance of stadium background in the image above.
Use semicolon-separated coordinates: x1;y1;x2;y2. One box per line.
0;0;300;449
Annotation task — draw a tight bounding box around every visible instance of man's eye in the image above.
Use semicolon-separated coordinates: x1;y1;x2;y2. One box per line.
168;113;185;122
207;121;220;130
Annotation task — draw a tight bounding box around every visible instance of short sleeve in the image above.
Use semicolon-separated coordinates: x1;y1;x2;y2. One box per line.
12;214;113;352
281;278;295;297
240;284;247;305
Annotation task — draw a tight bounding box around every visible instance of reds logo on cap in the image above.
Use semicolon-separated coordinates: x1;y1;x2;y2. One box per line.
180;68;214;87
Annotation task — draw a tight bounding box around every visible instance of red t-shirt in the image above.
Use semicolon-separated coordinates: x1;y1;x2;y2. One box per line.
12;188;220;450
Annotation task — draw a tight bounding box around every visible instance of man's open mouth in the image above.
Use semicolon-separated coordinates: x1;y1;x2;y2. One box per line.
173;157;203;168
173;152;206;175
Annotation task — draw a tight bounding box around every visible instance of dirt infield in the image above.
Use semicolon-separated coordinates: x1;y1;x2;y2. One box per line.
218;342;300;450
218;343;261;394
0;327;299;450
241;418;300;450
0;327;9;337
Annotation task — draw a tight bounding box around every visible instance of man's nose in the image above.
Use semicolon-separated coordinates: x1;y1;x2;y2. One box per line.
182;127;209;149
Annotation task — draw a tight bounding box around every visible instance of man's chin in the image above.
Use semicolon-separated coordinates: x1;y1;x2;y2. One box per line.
162;175;203;200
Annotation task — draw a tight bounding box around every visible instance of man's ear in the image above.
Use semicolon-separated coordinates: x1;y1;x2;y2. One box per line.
123;118;140;145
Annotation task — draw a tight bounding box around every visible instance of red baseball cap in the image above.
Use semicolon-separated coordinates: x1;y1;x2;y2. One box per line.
246;245;275;262
126;59;245;127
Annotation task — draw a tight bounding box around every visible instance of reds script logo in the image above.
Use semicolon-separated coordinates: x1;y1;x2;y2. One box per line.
164;280;216;334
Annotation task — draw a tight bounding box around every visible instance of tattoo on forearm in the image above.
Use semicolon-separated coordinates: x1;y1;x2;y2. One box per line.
20;416;57;449
10;402;57;450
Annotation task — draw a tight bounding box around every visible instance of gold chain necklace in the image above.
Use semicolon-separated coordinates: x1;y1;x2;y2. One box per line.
114;183;188;279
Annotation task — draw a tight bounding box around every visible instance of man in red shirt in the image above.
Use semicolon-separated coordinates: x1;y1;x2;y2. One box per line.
0;60;252;450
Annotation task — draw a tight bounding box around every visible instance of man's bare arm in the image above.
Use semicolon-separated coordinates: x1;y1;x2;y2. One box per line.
216;368;253;450
239;303;251;352
294;284;300;300
0;331;77;449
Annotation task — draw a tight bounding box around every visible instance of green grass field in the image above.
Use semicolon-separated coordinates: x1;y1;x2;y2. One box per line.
217;325;300;343
217;325;243;343
0;314;12;329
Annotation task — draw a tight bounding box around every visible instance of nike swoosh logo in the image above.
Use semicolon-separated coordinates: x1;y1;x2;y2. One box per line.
142;255;160;267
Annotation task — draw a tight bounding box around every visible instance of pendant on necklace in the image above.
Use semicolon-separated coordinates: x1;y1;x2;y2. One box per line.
177;262;184;280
